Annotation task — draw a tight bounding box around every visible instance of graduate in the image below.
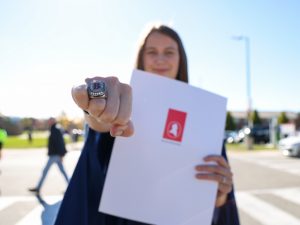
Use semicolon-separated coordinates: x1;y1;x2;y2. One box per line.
55;24;240;225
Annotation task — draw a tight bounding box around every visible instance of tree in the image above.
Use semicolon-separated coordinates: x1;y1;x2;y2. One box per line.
225;111;236;130
295;112;300;129
57;111;70;131
0;116;23;135
278;111;289;124
251;109;262;125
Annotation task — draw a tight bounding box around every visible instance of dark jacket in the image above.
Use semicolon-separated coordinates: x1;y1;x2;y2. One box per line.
48;124;67;156
55;128;239;225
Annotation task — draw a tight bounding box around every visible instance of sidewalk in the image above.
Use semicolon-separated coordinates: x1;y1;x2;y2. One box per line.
0;143;83;196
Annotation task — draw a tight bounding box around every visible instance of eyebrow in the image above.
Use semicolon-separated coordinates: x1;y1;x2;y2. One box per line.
145;46;177;50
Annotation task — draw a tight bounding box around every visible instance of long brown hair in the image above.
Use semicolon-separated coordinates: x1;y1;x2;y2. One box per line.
135;24;188;83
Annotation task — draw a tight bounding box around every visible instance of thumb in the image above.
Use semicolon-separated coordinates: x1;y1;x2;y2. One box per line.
110;121;134;137
71;84;89;110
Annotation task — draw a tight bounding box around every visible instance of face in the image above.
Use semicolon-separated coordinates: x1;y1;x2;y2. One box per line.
143;31;180;79
48;118;56;127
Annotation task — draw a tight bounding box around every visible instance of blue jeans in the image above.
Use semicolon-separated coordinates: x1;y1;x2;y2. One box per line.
37;155;69;190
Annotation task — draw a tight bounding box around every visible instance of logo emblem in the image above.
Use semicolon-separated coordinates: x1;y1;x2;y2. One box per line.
163;109;187;143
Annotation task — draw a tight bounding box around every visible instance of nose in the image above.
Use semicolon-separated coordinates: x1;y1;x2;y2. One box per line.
155;53;167;63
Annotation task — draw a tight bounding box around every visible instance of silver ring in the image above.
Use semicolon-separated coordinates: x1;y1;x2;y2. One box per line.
222;176;227;184
86;80;107;99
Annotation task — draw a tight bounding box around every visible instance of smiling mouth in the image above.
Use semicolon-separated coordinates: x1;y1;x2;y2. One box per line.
153;69;169;74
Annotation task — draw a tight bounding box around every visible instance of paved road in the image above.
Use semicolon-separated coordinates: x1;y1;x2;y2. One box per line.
0;146;300;225
230;150;300;225
0;143;82;225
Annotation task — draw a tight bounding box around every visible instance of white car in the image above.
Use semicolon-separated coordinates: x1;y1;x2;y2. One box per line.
278;136;300;157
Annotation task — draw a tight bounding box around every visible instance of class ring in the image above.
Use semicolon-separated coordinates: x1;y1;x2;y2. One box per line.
86;80;107;99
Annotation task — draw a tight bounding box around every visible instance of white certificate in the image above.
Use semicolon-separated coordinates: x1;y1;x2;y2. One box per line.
99;69;227;225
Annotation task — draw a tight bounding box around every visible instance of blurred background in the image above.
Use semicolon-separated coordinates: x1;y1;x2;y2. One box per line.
0;0;300;225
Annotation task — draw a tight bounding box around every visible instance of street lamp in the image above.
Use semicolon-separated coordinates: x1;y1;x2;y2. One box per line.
232;35;252;127
232;35;253;149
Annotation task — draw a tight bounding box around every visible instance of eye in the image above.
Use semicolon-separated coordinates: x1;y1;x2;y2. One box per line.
165;51;174;56
164;49;177;57
145;50;157;55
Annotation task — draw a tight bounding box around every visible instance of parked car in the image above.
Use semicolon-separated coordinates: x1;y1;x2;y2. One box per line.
70;129;83;142
238;125;270;144
278;135;300;157
225;131;237;143
250;125;270;144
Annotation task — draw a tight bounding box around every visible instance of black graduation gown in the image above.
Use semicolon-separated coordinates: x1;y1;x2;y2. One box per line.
54;128;240;225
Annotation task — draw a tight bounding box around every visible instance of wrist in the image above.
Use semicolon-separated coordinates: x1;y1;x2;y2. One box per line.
84;113;112;133
215;193;228;207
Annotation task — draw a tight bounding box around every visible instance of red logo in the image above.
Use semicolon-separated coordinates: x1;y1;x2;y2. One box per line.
163;109;187;142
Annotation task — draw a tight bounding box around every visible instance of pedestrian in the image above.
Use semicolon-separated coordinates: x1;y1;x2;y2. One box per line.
0;126;7;187
29;117;69;194
27;127;33;144
0;126;7;160
55;24;240;225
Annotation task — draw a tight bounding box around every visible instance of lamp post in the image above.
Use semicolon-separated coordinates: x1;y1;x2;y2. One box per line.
233;35;253;149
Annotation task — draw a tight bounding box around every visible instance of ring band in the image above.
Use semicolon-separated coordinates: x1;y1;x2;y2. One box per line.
87;80;107;99
222;176;227;184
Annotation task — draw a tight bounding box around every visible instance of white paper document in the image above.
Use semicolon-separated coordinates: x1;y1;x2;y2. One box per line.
99;69;227;225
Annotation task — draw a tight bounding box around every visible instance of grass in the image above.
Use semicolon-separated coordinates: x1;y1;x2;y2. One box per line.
226;143;277;152
5;136;48;148
4;132;276;151
4;131;83;149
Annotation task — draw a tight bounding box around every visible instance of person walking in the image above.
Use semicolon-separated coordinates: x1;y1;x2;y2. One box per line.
0;127;7;160
29;117;69;194
0;126;7;191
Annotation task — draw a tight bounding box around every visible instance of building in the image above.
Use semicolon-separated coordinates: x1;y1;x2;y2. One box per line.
230;111;298;129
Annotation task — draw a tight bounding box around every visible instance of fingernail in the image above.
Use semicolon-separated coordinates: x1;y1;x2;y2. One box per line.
195;165;202;170
73;84;86;91
195;174;203;179
114;129;124;136
203;156;210;161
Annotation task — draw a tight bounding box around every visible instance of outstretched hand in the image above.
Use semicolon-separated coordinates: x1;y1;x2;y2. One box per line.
195;155;233;207
71;76;134;137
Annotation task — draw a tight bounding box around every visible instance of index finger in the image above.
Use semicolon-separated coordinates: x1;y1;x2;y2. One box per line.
203;155;230;169
71;84;89;110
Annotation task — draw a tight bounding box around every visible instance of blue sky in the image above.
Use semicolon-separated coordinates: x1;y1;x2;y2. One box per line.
1;0;299;119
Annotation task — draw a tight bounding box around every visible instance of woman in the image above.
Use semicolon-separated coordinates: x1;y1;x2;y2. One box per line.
55;24;240;225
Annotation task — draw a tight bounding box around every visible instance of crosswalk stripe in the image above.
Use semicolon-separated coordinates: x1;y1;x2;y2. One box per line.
230;154;300;176
15;204;44;225
1;191;299;225
0;198;15;211
236;192;300;225
262;164;300;176
271;188;300;206
0;196;36;211
14;196;62;225
0;196;62;211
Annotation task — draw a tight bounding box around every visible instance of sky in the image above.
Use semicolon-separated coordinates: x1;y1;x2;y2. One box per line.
0;0;299;119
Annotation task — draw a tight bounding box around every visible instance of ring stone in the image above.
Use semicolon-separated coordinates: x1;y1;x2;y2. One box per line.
87;80;107;99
